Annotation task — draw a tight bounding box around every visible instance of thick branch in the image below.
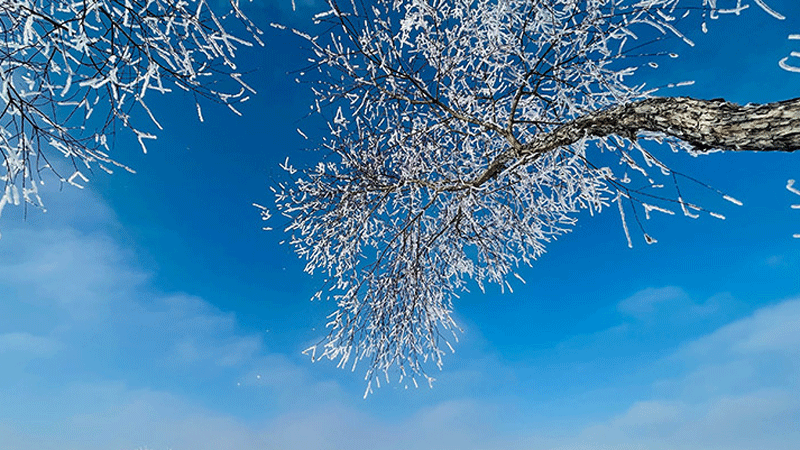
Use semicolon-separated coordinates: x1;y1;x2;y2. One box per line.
474;97;800;186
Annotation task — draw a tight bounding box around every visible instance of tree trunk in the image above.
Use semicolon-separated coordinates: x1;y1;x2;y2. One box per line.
475;97;800;186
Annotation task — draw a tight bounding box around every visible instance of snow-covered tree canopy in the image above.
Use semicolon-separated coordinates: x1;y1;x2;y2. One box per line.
275;0;799;395
0;0;261;223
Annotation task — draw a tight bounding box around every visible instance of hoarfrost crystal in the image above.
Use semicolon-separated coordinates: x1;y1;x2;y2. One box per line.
0;0;261;225
276;0;787;390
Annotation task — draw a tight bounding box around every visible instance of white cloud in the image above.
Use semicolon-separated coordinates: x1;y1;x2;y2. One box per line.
682;298;800;357
0;376;517;450
0;186;518;450
572;387;800;450
616;286;742;323
2;179;799;450
617;286;689;318
561;297;800;450
0;228;148;320
0;183;147;323
0;332;60;356
9;382;271;450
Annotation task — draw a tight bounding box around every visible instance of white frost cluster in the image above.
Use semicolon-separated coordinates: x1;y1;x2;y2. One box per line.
788;179;800;239
780;34;800;73
0;0;261;226
276;0;783;393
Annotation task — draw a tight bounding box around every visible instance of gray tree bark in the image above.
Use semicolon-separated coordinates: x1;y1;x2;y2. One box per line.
475;97;800;186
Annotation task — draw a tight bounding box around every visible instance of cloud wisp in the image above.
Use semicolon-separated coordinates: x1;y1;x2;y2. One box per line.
0;185;798;450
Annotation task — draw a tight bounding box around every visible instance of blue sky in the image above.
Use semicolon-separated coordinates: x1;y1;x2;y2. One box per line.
1;1;799;449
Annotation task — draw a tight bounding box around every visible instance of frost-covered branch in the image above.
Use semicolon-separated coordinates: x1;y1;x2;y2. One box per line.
274;0;795;395
0;0;262;227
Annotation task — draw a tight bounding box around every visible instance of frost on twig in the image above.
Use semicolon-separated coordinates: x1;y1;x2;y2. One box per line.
273;0;788;392
0;0;263;229
788;179;800;238
779;34;800;73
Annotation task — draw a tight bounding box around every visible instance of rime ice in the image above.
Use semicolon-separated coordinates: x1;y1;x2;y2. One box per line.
0;0;262;228
275;0;787;391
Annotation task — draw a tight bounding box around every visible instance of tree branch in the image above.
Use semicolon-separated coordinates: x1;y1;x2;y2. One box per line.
474;97;800;186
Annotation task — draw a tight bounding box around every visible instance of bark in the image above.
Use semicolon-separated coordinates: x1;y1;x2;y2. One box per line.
474;97;800;186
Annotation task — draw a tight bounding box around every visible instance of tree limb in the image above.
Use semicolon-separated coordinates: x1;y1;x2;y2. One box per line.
474;97;800;186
